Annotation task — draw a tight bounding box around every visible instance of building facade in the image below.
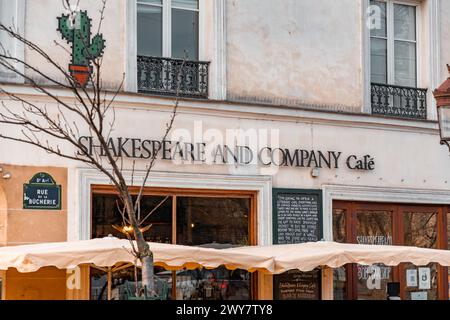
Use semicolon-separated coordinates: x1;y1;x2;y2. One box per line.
0;0;449;300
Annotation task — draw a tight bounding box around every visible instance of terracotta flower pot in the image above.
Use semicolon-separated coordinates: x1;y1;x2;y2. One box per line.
69;64;91;87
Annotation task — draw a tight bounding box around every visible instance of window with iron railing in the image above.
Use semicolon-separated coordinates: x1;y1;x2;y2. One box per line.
136;0;209;98
369;0;426;119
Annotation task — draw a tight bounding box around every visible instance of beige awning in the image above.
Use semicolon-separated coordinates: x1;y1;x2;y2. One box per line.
223;241;450;273
0;237;273;273
1;237;450;274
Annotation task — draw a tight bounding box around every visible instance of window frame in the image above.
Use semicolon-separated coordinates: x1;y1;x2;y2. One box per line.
136;0;200;59
369;0;421;88
89;185;259;300
127;0;213;93
0;0;25;84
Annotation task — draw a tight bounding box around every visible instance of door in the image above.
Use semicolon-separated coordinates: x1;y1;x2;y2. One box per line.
332;201;449;300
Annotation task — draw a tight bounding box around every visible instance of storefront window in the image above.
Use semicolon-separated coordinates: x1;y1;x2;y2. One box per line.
90;265;171;300
175;267;250;300
403;210;439;300
332;201;448;300
332;208;346;244
356;209;393;300
403;211;437;249
91;191;253;300
332;208;347;300
177;197;250;246
92;194;173;242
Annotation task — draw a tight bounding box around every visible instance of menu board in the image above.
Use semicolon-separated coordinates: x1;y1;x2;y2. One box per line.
273;269;321;300
272;189;322;300
273;190;322;244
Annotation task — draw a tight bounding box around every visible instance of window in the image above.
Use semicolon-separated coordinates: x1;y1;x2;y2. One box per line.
137;0;199;60
369;1;426;119
90;188;256;300
135;0;208;98
370;0;417;87
333;201;448;300
0;0;24;83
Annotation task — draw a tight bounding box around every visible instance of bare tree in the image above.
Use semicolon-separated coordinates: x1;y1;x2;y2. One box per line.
0;0;182;297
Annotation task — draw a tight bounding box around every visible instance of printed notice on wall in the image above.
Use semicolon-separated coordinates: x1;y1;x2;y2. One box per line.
411;291;428;300
406;269;418;287
418;268;431;290
272;189;322;300
274;191;321;244
273;269;321;300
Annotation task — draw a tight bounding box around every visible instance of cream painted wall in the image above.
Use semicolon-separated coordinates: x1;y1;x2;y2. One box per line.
226;0;363;111
0;96;449;192
24;0;125;89
13;0;447;112
440;0;450;81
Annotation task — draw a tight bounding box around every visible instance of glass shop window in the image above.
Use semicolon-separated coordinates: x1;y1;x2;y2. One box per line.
91;191;253;300
332;201;448;300
355;209;393;300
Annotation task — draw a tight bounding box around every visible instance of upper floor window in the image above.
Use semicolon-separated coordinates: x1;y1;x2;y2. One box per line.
135;0;209;98
137;0;199;60
0;0;24;83
369;0;426;120
370;0;417;88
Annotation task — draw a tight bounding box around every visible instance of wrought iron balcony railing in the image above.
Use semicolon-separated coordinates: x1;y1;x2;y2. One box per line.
371;83;427;120
137;55;209;99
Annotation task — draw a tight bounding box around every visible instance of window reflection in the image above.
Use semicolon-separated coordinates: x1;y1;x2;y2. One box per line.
403;210;438;300
356;209;393;300
332;208;348;300
176;197;250;246
92;194;172;243
137;3;163;57
171;8;198;60
90;266;171;300
175;267;250;300
332;208;346;243
333;267;347;300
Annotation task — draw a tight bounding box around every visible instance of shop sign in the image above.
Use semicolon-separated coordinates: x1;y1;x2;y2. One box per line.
272;189;322;300
78;136;376;171
23;172;61;210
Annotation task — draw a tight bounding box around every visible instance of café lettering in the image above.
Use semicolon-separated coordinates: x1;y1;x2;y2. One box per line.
78;136;375;171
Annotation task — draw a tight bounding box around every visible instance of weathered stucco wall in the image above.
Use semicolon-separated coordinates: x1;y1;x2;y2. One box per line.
226;0;363;112
24;0;125;89
0;164;67;245
440;0;450;81
0;164;67;300
0;98;448;191
5;267;66;300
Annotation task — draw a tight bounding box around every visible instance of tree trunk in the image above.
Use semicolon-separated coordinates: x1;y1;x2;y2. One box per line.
122;193;155;297
141;252;155;295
